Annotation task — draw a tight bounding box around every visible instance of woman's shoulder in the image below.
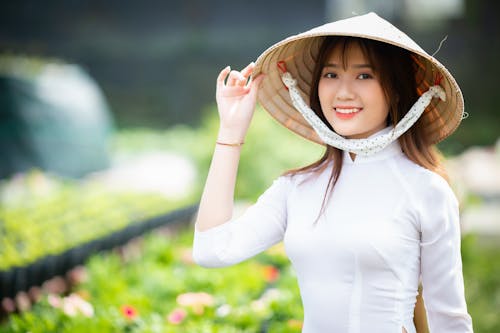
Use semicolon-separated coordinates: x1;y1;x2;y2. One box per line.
395;155;456;202
280;161;333;188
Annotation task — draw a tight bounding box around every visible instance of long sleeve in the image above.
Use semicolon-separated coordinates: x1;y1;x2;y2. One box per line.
418;174;473;332
192;176;290;268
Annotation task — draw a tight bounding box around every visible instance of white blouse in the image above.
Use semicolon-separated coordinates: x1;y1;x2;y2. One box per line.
193;129;473;333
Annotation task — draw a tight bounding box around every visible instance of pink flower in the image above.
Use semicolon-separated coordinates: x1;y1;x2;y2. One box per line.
42;276;68;294
176;292;214;314
66;266;88;285
15;292;31;312
71;295;94;317
176;292;214;306
1;298;16;313
48;294;94;317
28;286;42;303
167;308;187;325
120;304;138;320
48;294;62;308
62;294;94;317
63;301;77;317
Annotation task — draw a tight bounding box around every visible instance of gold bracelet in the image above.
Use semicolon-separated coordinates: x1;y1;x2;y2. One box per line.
216;141;244;147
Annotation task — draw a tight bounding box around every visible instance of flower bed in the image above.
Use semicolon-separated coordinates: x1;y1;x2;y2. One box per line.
0;170;195;298
2;228;500;332
0;227;304;332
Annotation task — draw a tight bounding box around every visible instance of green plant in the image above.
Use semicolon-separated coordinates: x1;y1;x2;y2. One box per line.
0;227;304;332
461;234;500;333
0;170;191;270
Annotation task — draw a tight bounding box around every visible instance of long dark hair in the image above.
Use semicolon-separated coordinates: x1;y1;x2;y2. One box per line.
284;36;448;222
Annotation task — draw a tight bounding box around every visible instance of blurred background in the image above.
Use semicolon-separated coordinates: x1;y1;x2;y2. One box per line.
1;0;498;143
0;0;499;332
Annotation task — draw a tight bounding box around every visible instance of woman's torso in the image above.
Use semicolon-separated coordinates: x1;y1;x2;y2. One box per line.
284;149;422;333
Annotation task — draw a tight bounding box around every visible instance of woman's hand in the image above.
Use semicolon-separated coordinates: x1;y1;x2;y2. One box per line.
216;62;264;143
194;63;264;233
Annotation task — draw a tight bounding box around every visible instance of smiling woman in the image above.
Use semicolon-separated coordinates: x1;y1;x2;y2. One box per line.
193;12;473;333
317;40;390;139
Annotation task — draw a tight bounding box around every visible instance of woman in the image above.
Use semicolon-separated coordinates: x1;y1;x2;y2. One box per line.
192;12;473;333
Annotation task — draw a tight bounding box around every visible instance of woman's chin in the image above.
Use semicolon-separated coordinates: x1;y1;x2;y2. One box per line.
331;127;359;139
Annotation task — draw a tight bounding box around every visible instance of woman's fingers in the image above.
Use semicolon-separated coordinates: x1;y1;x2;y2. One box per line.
240;62;255;80
226;71;238;86
219;85;250;98
217;66;231;89
239;62;255;87
221;75;262;98
227;70;248;87
216;63;262;100
217;63;255;88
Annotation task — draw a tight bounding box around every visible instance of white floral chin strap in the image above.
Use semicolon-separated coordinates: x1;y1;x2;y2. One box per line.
280;71;446;156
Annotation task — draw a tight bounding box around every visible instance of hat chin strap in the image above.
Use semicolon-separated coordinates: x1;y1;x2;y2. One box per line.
281;71;446;156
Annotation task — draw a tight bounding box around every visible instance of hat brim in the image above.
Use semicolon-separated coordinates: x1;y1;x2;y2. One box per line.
254;12;464;145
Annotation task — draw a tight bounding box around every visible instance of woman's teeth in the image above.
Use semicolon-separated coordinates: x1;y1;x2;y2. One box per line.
335;108;361;114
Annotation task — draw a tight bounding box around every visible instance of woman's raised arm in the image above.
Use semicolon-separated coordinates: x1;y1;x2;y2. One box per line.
195;63;264;232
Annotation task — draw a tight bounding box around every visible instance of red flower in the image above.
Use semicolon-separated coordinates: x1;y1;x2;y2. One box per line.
262;265;280;283
120;304;138;320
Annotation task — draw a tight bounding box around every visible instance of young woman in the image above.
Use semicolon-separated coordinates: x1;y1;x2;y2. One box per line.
192;12;473;333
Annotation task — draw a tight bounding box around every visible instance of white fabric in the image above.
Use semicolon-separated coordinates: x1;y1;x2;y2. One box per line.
281;71;446;156
193;127;473;333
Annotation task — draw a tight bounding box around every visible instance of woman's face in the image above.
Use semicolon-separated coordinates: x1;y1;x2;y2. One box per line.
318;42;390;139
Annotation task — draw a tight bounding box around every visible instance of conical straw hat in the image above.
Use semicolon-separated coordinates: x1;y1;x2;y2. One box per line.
254;12;464;145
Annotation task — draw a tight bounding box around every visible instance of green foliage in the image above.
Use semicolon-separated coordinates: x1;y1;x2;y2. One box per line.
3;226;498;332
461;234;500;333
0;170;190;270
0;227;303;332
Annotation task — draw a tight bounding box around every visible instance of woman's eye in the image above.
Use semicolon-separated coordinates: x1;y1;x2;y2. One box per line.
323;72;337;79
358;73;373;79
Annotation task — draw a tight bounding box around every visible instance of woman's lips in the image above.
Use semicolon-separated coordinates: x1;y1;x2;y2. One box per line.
334;107;362;120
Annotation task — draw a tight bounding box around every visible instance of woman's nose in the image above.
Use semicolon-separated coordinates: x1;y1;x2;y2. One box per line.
336;79;355;100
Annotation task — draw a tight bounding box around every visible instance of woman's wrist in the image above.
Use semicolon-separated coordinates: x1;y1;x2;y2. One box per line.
217;128;246;145
216;141;244;147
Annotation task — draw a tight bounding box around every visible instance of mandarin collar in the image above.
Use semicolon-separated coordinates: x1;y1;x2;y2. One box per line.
342;127;404;164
